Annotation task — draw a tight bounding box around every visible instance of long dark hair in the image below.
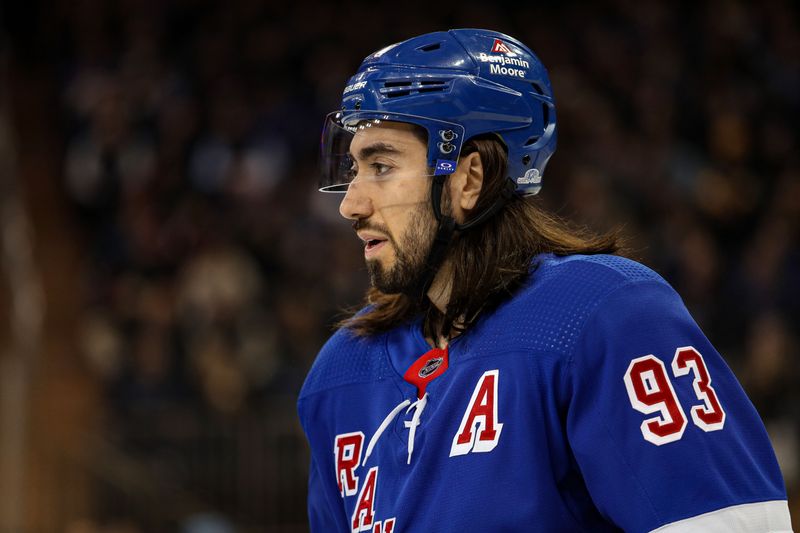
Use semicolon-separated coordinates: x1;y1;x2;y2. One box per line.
339;136;624;339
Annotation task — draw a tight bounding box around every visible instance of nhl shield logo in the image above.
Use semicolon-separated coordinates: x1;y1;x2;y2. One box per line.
418;357;444;378
404;346;449;398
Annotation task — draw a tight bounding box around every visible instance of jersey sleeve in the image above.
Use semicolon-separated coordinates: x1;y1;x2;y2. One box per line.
298;395;351;533
306;453;349;533
566;279;791;533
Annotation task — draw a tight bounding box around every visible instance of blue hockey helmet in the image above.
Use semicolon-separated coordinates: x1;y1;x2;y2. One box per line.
320;28;557;196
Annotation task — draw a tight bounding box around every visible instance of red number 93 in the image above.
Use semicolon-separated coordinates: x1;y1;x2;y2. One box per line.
623;346;726;446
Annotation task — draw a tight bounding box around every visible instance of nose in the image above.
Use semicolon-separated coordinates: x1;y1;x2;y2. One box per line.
339;181;373;221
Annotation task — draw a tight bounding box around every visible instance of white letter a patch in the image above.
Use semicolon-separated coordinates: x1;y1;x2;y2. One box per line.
450;370;503;456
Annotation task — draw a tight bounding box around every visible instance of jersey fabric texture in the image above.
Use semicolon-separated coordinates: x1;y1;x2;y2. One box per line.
298;254;790;532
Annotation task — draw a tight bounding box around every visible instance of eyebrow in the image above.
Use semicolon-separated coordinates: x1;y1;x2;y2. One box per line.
350;142;402;161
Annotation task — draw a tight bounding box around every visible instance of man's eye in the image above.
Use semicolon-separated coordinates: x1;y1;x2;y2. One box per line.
371;163;391;176
345;162;391;182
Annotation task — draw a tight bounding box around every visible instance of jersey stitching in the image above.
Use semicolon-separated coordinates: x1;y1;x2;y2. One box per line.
564;277;669;368
567;278;675;526
298;333;405;401
523;356;593;530
298;373;403;401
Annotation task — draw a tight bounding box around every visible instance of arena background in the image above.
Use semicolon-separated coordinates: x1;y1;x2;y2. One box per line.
0;0;798;531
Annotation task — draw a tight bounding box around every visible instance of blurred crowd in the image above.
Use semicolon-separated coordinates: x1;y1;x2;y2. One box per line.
14;0;800;529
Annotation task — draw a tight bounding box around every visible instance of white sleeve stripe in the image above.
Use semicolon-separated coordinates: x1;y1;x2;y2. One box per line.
649;500;793;533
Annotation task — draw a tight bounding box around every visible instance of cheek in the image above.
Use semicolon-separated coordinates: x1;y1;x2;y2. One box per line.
373;180;429;214
372;179;432;237
398;202;435;241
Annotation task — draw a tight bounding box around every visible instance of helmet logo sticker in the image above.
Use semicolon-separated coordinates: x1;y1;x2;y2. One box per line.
434;160;457;175
516;168;541;186
491;39;515;56
343;81;367;94
478;40;529;79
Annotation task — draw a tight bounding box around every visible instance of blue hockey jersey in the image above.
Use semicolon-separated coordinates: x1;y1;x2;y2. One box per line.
298;254;792;532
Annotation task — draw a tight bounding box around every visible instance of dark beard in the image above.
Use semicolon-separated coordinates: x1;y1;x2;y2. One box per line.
366;202;436;295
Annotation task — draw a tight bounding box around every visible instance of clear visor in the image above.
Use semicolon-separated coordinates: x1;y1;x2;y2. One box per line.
319;110;464;193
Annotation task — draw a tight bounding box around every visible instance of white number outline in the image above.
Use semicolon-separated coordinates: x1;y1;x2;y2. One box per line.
624;346;726;445
624;355;688;445
671;346;726;432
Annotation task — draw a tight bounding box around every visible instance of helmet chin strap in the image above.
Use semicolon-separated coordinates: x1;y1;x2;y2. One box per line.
411;174;517;301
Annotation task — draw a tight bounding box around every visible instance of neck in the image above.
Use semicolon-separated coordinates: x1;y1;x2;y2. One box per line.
425;260;452;313
424;261;459;349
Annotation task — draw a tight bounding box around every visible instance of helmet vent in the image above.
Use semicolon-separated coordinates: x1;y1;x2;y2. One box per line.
542;103;550;126
531;83;544;95
524;136;540;146
417;42;443;52
380;79;451;98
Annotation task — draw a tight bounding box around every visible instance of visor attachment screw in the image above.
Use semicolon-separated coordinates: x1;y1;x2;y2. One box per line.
438;141;455;154
439;129;457;142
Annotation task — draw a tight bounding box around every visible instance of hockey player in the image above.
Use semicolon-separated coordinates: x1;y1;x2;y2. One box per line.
298;29;792;532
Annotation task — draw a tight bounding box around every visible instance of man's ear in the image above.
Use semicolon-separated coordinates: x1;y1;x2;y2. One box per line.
453;151;484;212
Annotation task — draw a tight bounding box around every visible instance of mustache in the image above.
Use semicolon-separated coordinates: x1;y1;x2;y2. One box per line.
353;219;396;245
352;219;390;235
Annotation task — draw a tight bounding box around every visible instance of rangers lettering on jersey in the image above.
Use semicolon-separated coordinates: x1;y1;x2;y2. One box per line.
335;432;364;497
450;369;503;456
334;435;398;531
351;466;378;532
372;518;395;533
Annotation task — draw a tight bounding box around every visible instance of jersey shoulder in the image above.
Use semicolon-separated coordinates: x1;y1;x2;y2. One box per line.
532;253;668;288
298;317;394;400
520;253;674;313
469;254;674;358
